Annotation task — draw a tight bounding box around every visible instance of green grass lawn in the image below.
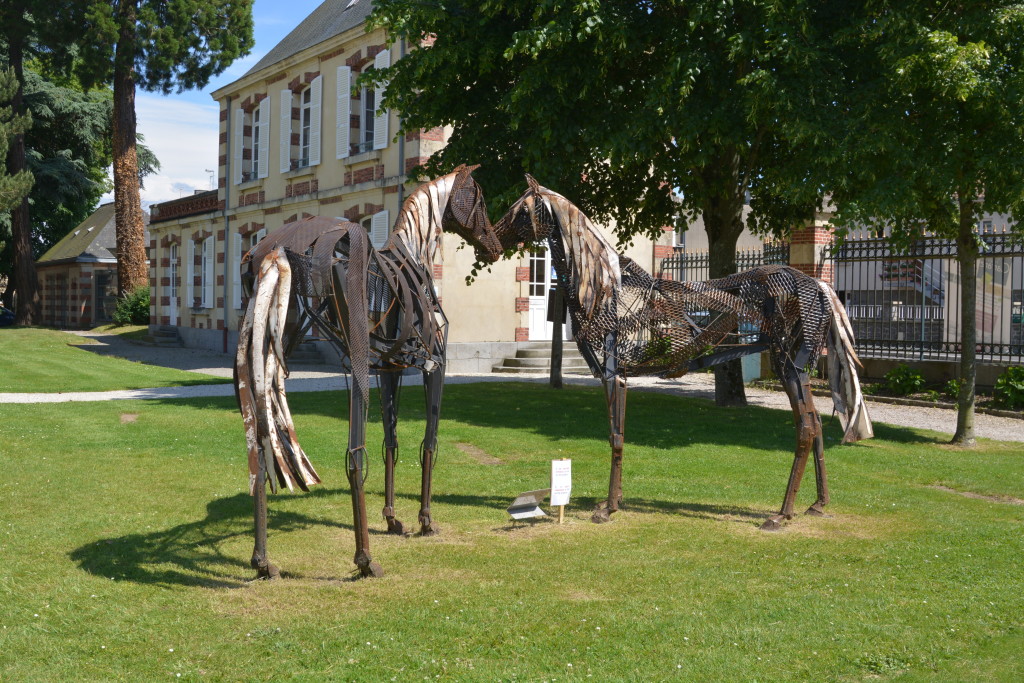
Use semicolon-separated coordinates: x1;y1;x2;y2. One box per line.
1;382;1022;681
0;327;228;393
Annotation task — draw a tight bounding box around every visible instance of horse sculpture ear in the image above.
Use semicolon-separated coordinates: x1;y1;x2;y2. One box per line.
524;174;540;191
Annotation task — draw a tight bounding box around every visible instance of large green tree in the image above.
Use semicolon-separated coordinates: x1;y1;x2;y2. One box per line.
0;0;82;323
828;2;1024;446
0;67;32;213
76;0;255;297
368;0;840;405
0;67;160;306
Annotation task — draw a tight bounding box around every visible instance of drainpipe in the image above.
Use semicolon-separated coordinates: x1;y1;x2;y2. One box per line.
222;95;233;353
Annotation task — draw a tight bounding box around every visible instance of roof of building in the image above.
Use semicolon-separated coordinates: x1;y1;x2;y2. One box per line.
243;0;374;78
37;203;150;266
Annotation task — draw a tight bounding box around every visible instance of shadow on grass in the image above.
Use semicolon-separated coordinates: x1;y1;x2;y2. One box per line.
70;481;777;589
68;487;390;589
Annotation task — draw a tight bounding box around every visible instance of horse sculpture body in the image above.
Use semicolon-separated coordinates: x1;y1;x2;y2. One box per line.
235;166;502;578
495;176;873;529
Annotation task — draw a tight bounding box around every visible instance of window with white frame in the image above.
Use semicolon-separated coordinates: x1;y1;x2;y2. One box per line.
336;50;390;159
358;81;376;155
280;77;322;173
234;97;270;185
200;236;215;308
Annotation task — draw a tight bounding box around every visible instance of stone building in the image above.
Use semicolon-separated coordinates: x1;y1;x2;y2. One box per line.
35;202;149;329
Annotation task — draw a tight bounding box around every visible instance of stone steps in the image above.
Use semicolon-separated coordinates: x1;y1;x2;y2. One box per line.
140;325;183;347
492;341;592;375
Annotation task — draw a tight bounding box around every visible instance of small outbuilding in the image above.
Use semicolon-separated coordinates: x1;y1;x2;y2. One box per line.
35;203;149;329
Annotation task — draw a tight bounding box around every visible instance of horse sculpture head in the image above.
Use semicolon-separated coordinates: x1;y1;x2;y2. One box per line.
493;174;558;249
441;164;504;264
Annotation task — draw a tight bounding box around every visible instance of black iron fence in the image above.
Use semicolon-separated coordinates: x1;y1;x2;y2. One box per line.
825;231;1024;364
658;242;789;282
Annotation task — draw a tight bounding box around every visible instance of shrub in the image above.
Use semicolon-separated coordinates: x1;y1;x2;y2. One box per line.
943;378;962;400
882;364;926;396
993;366;1024;410
112;286;150;325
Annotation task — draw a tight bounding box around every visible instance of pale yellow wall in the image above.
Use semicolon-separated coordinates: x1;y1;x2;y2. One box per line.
439;233;520;343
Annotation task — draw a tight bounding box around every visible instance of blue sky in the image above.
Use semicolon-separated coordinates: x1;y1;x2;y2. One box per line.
128;0;329;206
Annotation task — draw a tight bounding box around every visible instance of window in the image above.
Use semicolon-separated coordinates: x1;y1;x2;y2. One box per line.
251;106;261;178
359;83;375;154
200;236;215;308
299;87;313;167
280;77;322;173
234;97;269;184
981;219;994;234
528;248;556;297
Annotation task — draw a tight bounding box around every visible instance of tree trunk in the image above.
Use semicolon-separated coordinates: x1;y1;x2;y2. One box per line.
951;200;977;446
6;32;39;325
111;3;148;297
704;194;747;407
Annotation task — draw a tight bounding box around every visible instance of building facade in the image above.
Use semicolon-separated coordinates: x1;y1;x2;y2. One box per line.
147;0;669;371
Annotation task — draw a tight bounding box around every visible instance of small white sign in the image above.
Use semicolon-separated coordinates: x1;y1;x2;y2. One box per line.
550;459;572;506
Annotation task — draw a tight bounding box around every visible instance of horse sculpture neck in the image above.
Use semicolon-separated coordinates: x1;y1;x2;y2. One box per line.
531;184;621;320
385;171;459;268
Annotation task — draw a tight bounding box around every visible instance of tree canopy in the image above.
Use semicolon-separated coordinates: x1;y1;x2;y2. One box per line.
826;2;1024;445
368;0;842;404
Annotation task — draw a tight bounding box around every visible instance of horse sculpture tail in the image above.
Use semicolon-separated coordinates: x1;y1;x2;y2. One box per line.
235;247;321;495
818;281;874;443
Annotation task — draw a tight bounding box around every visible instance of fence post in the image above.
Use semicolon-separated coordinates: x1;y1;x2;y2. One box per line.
789;211;835;286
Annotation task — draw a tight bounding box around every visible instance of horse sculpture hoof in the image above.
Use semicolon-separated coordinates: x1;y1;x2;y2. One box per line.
253;562;281;580
418;523;440;537
357;561;385;579
386;518;406;535
760;516;785;531
805;502;827;517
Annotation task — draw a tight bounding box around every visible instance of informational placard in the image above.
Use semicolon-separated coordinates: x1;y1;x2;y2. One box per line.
550;459;572;507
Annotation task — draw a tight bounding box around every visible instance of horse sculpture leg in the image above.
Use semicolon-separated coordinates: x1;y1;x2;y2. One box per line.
346;387;385;577
592;373;627;523
761;361;824;530
417;368;443;536
379;372;406;535
250;470;280;579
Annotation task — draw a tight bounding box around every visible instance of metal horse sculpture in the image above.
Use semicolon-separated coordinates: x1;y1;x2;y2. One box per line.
494;176;873;530
235;165;503;578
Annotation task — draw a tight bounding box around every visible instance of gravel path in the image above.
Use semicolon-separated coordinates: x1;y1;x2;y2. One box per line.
3;330;1021;443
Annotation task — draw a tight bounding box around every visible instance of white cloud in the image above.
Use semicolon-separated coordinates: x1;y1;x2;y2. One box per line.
102;94;220;207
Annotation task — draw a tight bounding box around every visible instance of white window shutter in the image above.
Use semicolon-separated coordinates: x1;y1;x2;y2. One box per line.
186;240;195;308
370;210;390;249
231;231;242;309
373;49;391;150
336;66;351;159
256;228;267;243
307;75;323;167
233;108;244;185
202;236;215;308
279;88;292;173
257;97;271;179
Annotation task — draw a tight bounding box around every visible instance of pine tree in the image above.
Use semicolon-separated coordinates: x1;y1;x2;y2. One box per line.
0;68;32;212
